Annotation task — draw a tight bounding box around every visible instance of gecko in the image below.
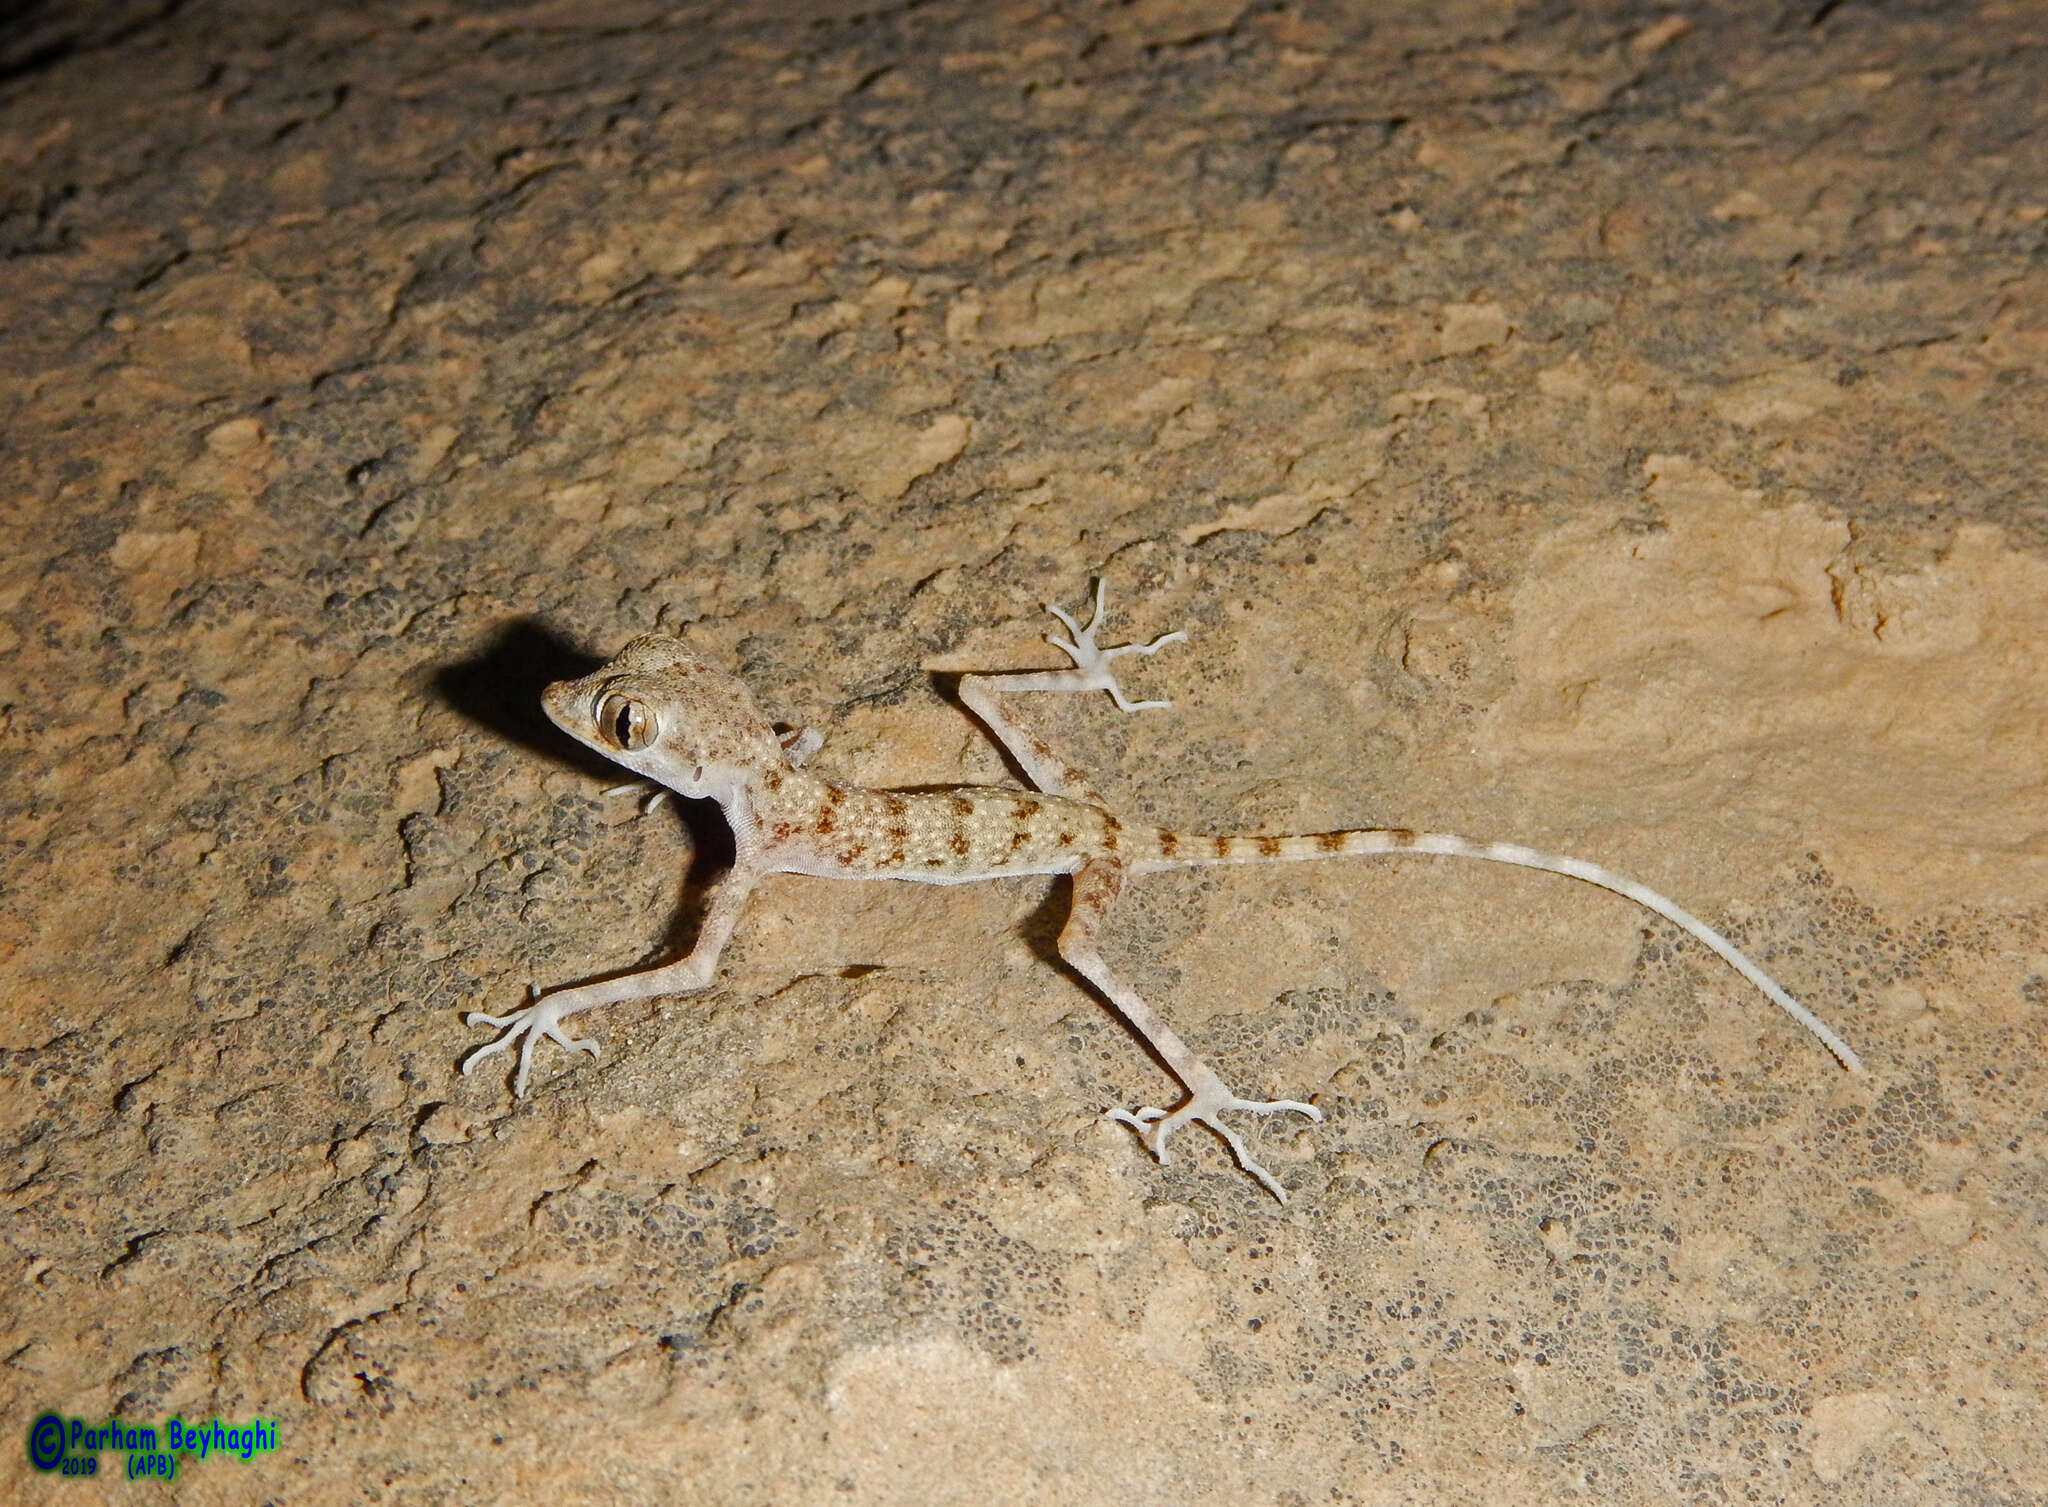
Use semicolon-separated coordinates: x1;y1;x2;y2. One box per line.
464;579;1864;1202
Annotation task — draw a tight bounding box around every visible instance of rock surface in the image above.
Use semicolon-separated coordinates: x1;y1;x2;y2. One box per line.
2;1;2043;1501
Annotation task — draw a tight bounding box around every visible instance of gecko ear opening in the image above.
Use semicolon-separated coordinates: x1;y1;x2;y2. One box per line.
596;693;658;751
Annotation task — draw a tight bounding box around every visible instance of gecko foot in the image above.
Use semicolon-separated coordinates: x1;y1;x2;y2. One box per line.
463;987;600;1098
1105;1086;1323;1203
1044;578;1188;713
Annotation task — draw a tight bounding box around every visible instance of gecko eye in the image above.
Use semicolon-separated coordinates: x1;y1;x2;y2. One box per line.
595;693;656;751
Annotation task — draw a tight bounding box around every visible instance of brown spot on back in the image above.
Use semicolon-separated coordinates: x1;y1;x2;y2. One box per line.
826;785;846;807
1159;830;1179;857
884;847;905;867
886;823;909;845
1010;831;1029;850
1214;835;1232;859
950;794;975;816
951;832;970;856
882;793;907;818
1316;831;1345;852
839;844;866;863
816;811;835;835
1386;828;1418;847
1058;831;1076;846
1102;813;1121;832
1257;835;1281;857
762;768;783;791
773;822;797;842
1102;826;1119;852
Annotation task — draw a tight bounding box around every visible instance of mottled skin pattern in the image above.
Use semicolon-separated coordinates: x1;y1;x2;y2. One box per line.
764;778;1123;882
466;582;1862;1202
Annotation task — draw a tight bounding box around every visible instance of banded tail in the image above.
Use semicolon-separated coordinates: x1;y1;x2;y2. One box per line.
1131;825;1864;1075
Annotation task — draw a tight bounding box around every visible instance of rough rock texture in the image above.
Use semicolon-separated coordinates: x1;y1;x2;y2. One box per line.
2;1;2044;1502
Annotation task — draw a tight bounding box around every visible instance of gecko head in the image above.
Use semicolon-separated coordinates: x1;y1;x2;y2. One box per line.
542;635;783;799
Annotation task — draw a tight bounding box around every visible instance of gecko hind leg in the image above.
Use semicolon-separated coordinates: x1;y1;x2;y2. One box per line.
1062;859;1324;1202
1106;1089;1324;1204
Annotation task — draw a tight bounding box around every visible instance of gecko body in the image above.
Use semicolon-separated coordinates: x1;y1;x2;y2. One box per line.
466;581;1863;1201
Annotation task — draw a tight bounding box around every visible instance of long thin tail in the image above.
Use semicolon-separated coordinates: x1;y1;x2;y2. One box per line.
1133;826;1863;1074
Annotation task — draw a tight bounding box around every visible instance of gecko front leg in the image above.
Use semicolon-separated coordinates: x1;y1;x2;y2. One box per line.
1061;859;1323;1202
464;863;763;1097
959;578;1187;801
